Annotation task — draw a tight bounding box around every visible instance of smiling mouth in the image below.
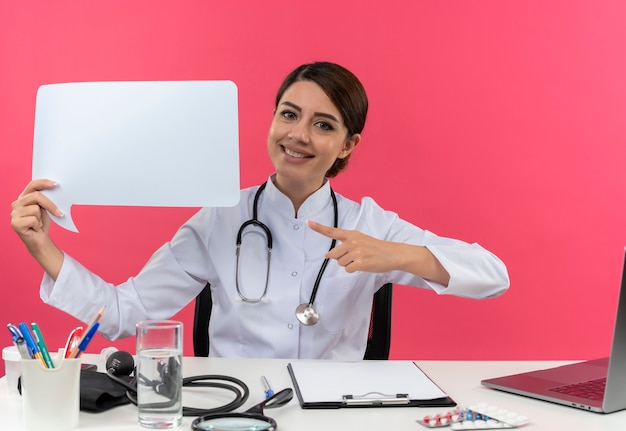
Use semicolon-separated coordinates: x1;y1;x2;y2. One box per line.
282;145;313;159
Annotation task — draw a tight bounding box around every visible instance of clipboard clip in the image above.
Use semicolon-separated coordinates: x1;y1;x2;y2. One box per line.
342;391;410;406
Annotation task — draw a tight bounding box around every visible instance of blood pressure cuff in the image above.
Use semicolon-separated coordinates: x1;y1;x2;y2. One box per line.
80;369;131;412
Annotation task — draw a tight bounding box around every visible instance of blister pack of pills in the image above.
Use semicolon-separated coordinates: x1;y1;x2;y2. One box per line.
416;403;529;429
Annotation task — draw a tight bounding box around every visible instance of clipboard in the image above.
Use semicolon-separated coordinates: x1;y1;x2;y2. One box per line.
287;361;456;409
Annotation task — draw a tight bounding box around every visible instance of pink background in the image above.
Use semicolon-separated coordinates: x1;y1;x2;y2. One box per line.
1;1;625;363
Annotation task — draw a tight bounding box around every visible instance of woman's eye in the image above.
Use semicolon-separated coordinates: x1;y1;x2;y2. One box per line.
315;121;334;131
280;110;297;120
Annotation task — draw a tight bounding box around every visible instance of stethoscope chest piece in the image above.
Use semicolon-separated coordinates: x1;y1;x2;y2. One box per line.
295;303;319;326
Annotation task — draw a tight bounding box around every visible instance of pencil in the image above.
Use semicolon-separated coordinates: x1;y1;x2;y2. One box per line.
68;306;105;359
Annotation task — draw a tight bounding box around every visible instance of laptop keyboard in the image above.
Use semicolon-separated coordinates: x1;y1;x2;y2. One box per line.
549;377;606;400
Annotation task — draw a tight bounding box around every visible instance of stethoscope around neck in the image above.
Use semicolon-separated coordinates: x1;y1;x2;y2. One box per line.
235;181;338;326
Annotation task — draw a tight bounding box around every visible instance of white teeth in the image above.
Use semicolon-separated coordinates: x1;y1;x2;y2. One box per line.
284;147;308;158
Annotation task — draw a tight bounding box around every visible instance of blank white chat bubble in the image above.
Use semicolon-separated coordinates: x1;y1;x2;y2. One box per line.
32;80;240;232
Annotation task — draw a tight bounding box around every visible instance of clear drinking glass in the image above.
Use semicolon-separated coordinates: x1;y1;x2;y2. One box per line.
136;320;183;429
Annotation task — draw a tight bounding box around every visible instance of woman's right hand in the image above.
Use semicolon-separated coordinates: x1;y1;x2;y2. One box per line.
11;179;65;279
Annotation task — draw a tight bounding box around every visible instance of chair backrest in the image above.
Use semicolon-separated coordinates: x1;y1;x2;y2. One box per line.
193;283;213;358
193;283;393;359
364;283;393;360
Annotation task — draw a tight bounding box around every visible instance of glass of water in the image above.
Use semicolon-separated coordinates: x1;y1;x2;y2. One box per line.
136;320;183;429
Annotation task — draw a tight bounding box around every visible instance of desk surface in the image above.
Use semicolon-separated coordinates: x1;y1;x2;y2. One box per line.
2;356;626;430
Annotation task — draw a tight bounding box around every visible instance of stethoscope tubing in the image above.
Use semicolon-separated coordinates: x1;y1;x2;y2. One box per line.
235;182;338;324
305;189;338;308
107;369;250;417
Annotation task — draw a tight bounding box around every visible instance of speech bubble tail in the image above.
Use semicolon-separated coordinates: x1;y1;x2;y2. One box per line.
39;189;79;233
49;212;79;233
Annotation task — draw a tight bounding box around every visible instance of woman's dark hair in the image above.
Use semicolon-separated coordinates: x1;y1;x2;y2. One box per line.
274;62;368;177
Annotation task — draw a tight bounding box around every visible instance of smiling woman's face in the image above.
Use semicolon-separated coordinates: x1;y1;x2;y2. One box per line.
267;80;358;193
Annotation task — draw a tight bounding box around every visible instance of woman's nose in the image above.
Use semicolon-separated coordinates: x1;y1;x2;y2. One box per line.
288;122;310;143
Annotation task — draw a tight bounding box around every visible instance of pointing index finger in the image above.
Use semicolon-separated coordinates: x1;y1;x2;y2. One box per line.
306;220;346;241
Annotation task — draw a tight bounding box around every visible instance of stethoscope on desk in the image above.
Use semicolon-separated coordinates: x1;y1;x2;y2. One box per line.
104;350;293;425
235;181;338;326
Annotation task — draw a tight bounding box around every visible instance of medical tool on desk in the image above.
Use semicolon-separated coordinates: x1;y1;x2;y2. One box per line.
104;350;293;417
192;387;293;431
235;181;339;326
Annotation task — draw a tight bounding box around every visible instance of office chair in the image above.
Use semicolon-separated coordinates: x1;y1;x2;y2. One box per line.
193;283;392;360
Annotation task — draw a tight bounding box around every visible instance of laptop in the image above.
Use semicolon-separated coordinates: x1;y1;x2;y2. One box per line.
481;248;626;413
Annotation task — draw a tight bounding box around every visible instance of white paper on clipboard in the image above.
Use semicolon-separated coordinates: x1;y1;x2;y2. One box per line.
287;361;450;407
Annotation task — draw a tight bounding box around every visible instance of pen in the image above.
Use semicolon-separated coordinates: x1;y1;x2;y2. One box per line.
18;322;47;368
70;322;100;358
86;306;106;330
7;323;23;341
262;375;274;398
13;337;32;359
31;323;55;369
63;326;84;359
68;306;105;358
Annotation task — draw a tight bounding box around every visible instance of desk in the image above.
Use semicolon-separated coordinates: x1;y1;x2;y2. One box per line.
2;356;626;430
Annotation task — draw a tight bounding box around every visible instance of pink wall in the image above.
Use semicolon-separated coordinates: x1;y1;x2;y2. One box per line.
2;1;625;362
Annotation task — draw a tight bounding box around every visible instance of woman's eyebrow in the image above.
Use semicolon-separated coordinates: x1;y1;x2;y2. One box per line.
280;101;340;124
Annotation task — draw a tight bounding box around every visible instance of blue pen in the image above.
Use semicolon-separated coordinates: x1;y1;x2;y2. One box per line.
18;322;47;367
262;376;274;399
71;322;100;358
7;323;23;342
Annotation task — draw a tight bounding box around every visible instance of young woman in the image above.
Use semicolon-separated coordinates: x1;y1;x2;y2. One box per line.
11;62;509;359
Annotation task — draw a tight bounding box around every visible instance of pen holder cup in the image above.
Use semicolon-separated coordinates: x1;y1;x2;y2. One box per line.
20;349;81;431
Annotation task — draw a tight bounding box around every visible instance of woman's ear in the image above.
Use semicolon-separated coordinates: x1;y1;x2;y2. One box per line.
339;133;361;159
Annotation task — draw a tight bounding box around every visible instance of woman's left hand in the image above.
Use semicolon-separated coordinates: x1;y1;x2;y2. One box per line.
307;220;450;285
307;220;401;273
